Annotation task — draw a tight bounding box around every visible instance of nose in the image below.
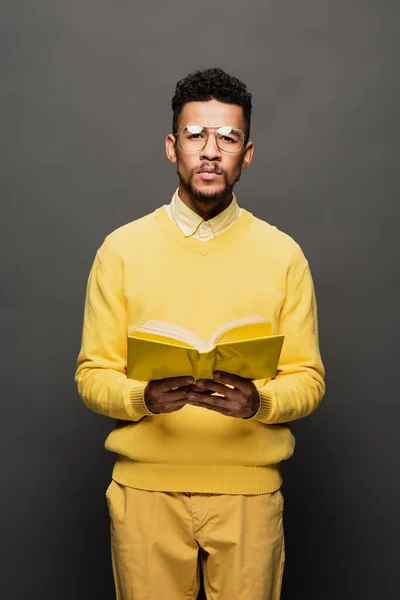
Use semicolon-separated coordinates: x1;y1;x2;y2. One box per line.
200;132;221;161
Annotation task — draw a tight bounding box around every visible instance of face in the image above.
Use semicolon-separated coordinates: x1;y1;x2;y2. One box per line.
166;99;254;205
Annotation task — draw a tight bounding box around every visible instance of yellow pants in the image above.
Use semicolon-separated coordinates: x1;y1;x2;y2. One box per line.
106;480;285;600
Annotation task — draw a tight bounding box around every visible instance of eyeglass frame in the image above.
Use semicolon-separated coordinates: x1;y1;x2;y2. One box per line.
173;125;248;154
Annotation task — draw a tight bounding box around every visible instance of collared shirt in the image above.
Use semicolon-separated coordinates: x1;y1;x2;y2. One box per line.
166;188;242;241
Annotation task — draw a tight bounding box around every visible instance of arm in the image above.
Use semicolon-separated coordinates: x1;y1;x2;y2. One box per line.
186;251;325;422
250;261;325;425
75;240;154;421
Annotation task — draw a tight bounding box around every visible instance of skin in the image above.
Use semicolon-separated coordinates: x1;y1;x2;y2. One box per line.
165;99;254;219
144;99;260;419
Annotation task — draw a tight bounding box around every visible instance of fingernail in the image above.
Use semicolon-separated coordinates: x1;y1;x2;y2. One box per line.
186;378;194;384
214;372;221;379
197;380;205;387
188;393;196;400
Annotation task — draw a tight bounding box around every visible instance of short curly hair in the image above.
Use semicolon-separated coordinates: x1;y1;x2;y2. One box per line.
172;68;252;139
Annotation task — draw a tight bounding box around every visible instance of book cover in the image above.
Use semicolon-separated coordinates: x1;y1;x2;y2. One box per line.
127;317;284;382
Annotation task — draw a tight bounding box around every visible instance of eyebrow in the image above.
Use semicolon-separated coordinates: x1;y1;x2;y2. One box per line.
185;125;241;131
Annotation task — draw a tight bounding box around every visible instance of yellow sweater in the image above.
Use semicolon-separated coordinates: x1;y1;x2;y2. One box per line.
75;205;325;494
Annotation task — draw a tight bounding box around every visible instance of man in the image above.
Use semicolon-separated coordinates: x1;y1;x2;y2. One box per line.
75;67;325;600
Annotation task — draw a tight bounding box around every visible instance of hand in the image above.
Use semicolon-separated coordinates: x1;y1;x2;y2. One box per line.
144;376;194;414
187;371;260;419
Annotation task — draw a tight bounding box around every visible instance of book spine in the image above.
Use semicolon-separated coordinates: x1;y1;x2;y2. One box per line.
194;350;216;380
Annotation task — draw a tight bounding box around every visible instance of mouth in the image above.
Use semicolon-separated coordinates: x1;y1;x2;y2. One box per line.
197;168;222;181
198;172;220;181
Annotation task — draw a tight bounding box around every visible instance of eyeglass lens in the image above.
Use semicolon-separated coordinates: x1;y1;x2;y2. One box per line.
178;126;244;152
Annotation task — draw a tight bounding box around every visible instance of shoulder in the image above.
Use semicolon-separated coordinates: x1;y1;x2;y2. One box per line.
106;210;158;245
98;209;160;259
248;213;308;267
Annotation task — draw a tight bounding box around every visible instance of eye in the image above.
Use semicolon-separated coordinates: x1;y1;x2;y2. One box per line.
220;135;235;143
217;127;242;144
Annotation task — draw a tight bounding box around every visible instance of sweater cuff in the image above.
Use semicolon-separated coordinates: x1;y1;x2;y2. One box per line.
129;383;156;418
248;387;273;422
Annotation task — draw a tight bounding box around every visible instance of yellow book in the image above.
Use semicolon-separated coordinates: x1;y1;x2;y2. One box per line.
127;316;285;382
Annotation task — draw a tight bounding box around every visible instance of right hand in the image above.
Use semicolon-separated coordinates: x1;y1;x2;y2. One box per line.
144;376;195;414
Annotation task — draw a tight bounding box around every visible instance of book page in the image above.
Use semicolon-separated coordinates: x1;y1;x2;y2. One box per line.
209;315;271;346
134;319;209;351
132;330;194;349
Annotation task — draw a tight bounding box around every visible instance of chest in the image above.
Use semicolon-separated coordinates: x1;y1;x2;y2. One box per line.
123;244;287;338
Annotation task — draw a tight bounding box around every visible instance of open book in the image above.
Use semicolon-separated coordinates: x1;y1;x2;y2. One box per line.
127;315;285;382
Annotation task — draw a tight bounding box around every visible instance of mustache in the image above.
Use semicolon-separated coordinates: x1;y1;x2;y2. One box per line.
195;163;223;175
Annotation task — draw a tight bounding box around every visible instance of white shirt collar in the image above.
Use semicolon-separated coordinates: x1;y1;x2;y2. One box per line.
167;188;241;238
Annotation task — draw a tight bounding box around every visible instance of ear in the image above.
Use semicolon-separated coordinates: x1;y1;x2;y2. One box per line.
166;134;178;164
241;141;254;170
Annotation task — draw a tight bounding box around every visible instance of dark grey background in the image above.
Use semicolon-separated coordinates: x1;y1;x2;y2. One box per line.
1;1;399;598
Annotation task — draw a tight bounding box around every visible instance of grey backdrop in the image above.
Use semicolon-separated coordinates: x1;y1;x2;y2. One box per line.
1;1;399;598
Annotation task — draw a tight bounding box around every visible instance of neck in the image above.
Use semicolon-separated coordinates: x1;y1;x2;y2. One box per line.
177;185;234;220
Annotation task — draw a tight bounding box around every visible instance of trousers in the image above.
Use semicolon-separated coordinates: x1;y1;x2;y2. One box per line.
106;480;285;600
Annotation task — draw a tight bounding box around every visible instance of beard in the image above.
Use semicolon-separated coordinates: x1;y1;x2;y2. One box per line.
177;163;241;204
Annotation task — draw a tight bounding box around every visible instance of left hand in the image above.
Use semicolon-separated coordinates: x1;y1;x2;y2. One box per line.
187;371;260;418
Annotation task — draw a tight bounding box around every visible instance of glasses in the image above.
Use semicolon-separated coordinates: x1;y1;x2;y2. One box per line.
175;125;246;153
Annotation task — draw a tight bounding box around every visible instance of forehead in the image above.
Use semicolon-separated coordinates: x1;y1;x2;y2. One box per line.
178;99;245;129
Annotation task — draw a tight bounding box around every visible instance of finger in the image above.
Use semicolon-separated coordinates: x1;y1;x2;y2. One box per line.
164;388;191;402
159;400;188;413
195;379;238;399
188;392;234;410
147;397;188;414
190;388;214;395
189;383;216;394
150;400;187;415
153;376;194;392
213;371;250;392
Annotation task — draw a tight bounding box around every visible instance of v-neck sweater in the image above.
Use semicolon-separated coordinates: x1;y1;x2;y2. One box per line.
75;205;325;494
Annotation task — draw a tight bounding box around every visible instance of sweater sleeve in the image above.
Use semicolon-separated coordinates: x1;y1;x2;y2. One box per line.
250;255;325;425
75;239;154;421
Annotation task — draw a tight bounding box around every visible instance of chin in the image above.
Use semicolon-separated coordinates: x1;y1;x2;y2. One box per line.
192;185;229;203
191;179;231;201
196;181;225;194
178;169;234;203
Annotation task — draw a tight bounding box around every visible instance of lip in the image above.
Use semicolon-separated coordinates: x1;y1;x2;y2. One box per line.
198;171;221;180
